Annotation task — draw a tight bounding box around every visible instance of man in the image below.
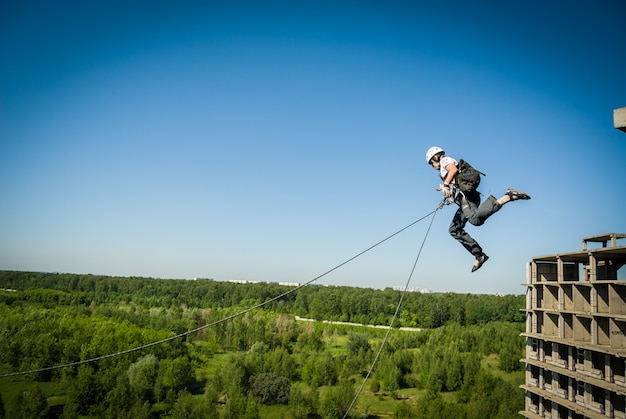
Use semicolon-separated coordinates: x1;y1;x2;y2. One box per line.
425;146;531;272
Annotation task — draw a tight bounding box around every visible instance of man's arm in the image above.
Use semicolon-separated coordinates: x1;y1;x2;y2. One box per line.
442;163;458;185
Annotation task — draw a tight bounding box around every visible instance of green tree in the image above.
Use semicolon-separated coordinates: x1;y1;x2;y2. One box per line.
393;401;416;419
164;390;213;419
320;379;355;419
463;371;520;419
265;346;297;379
157;356;194;392
202;381;220;419
60;400;79;419
302;351;337;388
346;332;371;357
249;373;291;405
296;323;324;352
223;393;259;419
289;384;318;419
498;334;523;372
7;386;48;419
375;356;402;392
65;366;105;415
219;354;250;396
444;349;463;391
104;373;136;416
319;352;338;386
127;354;159;402
103;399;151;419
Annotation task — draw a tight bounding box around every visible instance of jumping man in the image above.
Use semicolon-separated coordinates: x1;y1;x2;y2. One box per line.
426;146;531;272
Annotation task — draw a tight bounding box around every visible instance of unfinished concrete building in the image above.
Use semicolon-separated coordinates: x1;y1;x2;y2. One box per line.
521;233;626;418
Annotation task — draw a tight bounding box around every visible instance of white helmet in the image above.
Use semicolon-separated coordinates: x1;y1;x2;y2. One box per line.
425;146;444;164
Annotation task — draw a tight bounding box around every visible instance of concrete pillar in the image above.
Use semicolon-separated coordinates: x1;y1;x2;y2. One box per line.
589;254;598;281
605;354;613;383
614;106;626;133
605;388;613;418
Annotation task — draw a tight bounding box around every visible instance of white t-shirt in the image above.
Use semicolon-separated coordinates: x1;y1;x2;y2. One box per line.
439;156;457;181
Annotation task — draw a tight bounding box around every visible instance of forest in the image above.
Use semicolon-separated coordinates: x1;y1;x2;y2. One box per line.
0;270;526;418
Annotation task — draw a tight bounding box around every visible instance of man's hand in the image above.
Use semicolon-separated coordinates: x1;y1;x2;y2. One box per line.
437;184;452;198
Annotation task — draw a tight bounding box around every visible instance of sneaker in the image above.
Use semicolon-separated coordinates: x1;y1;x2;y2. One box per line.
506;188;531;201
471;254;489;272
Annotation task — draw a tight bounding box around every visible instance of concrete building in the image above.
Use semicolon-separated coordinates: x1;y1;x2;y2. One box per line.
520;107;626;418
521;233;626;418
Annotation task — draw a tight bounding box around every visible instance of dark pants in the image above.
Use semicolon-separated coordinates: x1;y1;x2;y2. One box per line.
449;190;502;257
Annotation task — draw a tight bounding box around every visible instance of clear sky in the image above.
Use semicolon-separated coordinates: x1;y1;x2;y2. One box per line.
2;1;625;295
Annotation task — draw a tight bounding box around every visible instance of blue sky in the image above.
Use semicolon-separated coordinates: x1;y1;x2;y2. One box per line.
2;1;625;295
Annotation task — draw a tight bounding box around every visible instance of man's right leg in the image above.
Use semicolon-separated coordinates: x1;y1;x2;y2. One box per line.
449;208;489;272
449;208;483;257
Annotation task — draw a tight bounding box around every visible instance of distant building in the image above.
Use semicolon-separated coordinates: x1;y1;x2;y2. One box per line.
520;233;626;418
228;279;263;284
392;286;432;293
278;282;300;287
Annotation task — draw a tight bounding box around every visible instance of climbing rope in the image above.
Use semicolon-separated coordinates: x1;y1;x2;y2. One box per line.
343;201;442;418
0;202;446;379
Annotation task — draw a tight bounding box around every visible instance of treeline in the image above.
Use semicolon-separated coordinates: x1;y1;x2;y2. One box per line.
0;271;524;328
0;271;525;418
